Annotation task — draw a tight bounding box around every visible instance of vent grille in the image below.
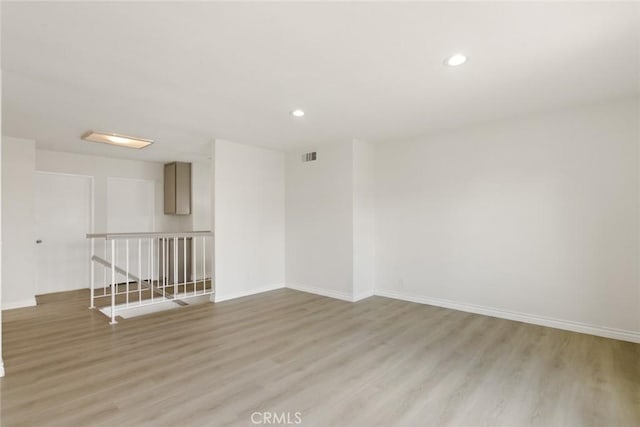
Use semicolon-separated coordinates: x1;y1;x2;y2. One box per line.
302;152;317;162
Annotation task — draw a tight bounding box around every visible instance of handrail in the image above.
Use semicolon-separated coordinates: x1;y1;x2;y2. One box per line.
88;231;214;324
87;230;213;240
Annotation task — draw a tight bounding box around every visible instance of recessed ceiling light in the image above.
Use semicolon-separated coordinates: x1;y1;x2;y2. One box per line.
444;53;467;67
290;109;305;117
82;131;153;149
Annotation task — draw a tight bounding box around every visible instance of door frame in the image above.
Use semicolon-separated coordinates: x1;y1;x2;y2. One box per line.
34;171;95;294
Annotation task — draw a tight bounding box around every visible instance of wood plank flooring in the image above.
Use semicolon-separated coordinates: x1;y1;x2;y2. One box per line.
1;288;638;426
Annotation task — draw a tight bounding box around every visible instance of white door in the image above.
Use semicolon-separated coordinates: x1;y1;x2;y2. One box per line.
35;172;92;294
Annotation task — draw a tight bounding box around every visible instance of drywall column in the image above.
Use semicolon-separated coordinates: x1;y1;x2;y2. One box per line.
285;140;376;301
2;137;36;310
214;139;285;301
285;143;355;300
191;159;213;280
209;141;215;284
352;140;375;300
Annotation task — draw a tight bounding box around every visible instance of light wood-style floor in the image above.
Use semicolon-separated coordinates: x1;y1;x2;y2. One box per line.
1;288;638;426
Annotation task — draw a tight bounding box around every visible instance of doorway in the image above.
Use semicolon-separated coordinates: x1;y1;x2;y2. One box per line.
34;172;92;294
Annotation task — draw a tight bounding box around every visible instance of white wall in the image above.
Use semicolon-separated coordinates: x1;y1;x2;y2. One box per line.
375;97;640;337
352;140;375;300
106;177;155;232
192;160;212;232
192;160;213;276
285;143;355;300
285;141;376;301
214;140;285;301
2;137;36;309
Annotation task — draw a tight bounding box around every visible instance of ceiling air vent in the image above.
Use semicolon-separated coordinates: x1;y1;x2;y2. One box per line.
302;152;317;162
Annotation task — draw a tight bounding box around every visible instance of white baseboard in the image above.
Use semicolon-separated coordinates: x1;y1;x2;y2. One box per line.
375;289;640;344
353;289;375;302
2;297;37;311
0;361;4;378
286;284;355;302
286;284;374;302
212;283;640;343
214;284;285;303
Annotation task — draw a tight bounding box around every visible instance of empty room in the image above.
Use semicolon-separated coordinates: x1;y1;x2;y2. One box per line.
0;1;638;426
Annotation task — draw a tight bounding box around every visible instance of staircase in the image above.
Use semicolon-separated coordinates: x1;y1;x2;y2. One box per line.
87;231;214;324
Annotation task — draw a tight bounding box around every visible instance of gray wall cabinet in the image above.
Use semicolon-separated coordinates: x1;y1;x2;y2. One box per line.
164;162;191;215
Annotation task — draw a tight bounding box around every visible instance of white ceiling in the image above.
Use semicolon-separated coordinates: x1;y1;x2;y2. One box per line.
2;2;639;161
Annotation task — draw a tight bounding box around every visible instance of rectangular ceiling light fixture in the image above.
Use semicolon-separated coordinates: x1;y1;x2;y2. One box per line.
82;131;153;149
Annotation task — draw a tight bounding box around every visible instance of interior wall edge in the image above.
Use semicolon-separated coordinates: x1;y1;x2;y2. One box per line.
353;289;375;302
286;283;354;302
214;283;285;303
1;297;37;311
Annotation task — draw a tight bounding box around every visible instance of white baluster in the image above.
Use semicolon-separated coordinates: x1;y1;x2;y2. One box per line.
150;237;154;303
126;239;130;307
161;238;165;297
193;236;197;296
138;239;142;304
202;236;206;294
90;237;95;309
173;237;178;298
110;239;116;324
103;240;107;296
163;238;167;300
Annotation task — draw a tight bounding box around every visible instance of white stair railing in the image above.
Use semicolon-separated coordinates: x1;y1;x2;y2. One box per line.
87;231;214;324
